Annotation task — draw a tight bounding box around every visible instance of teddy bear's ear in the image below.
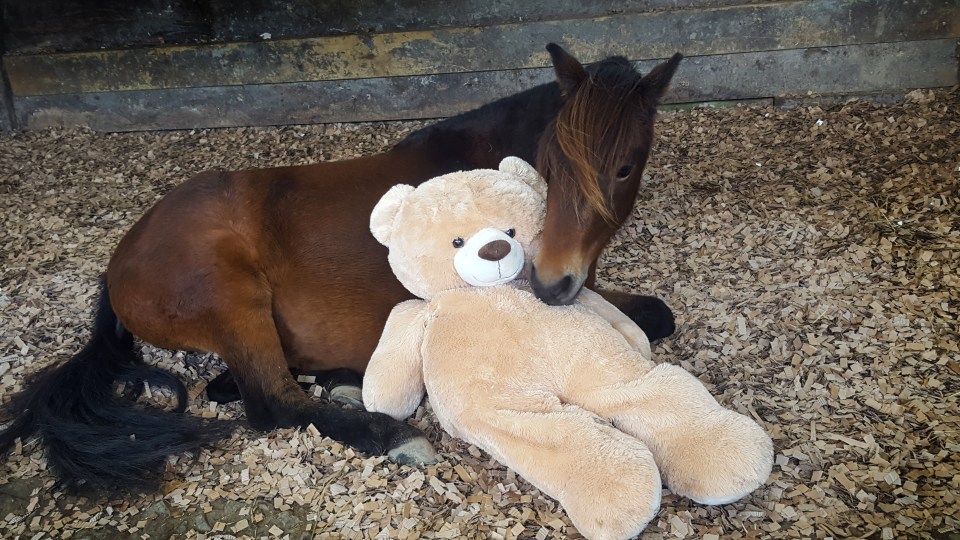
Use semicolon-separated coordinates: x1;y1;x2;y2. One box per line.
499;156;547;200
370;184;415;246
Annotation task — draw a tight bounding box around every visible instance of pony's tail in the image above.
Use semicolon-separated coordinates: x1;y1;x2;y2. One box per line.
0;277;236;488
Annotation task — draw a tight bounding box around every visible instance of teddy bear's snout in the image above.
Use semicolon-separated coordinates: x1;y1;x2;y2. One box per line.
478;240;511;261
453;227;525;287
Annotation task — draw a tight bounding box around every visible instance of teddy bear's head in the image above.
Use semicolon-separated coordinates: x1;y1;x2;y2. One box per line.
371;157;548;299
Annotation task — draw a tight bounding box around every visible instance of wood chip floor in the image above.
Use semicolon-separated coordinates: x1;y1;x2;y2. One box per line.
1;89;958;539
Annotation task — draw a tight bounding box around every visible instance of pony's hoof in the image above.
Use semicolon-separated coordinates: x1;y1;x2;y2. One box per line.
388;437;438;465
624;295;676;342
330;385;364;408
206;371;243;404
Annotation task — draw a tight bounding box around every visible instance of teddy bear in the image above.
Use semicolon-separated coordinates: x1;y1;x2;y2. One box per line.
363;157;773;540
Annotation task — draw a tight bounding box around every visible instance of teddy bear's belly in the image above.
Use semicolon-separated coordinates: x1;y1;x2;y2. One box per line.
422;286;637;430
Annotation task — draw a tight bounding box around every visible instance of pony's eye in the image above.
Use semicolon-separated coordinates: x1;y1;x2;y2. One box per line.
616;165;634;180
505;228;516;238
452;238;464;248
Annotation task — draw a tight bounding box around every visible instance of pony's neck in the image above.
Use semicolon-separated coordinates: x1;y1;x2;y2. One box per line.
394;81;563;171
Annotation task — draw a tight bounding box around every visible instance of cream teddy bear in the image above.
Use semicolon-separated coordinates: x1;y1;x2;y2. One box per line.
363;157;773;540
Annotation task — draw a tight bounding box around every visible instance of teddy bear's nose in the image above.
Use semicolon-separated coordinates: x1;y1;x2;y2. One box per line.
478;240;511;261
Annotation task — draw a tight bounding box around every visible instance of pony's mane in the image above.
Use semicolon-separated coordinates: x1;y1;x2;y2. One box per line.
539;57;653;223
394;78;560;151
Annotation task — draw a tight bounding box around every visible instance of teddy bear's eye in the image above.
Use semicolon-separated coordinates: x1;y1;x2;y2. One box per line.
505;228;516;238
452;237;464;248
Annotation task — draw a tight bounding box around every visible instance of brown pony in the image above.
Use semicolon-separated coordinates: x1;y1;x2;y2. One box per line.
533;50;679;308
0;44;682;487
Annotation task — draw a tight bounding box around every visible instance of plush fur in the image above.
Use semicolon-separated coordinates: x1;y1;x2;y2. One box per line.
364;157;773;540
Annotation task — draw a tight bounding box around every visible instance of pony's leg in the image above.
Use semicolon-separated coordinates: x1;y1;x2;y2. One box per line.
469;406;661;540
210;293;434;463
592;289;676;342
304;368;364;407
207;368;363;406
206;370;244;403
568;362;773;505
585;262;676;341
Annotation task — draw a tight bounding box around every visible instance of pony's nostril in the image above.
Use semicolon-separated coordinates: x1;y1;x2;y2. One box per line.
531;267;579;306
478;240;511;261
556;275;573;295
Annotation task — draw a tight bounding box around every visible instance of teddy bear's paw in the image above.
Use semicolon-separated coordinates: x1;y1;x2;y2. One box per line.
387;437;439;465
662;412;774;505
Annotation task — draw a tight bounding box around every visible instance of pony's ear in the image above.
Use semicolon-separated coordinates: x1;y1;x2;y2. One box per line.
641;53;683;102
498;156;547;200
370;184;415;246
499;156;547;200
546;43;587;97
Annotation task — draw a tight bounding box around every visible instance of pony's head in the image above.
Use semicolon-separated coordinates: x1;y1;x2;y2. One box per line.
531;44;682;305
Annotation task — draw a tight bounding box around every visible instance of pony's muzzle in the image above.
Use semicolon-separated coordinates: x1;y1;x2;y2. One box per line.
530;265;582;306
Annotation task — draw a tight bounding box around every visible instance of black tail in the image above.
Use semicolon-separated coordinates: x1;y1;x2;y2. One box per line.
0;277;235;489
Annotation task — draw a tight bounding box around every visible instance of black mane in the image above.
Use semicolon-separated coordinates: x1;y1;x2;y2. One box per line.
393;79;561;166
394;55;641;168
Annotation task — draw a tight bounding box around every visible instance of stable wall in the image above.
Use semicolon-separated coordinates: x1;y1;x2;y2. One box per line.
1;0;958;132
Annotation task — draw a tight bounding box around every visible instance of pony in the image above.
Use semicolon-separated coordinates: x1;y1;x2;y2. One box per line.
0;44;682;487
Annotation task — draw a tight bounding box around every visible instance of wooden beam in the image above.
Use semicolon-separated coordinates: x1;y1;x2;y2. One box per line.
14;39;958;132
2;0;776;55
667;39;960;103
4;0;959;96
0;35;14;131
0;81;12;131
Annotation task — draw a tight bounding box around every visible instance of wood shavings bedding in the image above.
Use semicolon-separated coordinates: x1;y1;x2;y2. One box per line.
1;89;958;539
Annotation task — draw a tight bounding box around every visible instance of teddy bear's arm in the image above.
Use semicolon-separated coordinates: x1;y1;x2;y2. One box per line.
362;299;429;421
576;288;652;358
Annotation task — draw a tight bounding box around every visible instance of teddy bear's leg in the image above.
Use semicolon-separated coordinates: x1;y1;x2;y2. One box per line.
569;362;773;505
473;406;662;540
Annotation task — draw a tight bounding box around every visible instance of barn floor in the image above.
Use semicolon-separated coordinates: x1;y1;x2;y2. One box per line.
1;89;958;540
